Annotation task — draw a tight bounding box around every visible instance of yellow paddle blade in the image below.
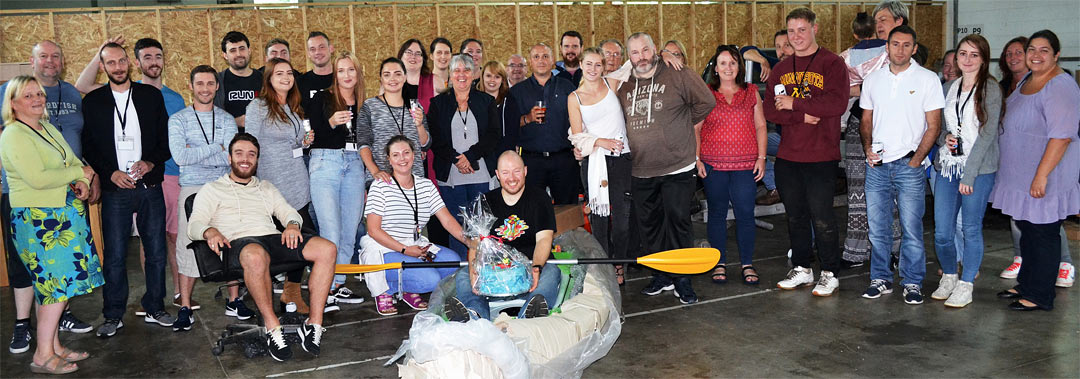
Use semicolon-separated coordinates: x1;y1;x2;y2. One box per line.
335;262;404;274
637;248;721;274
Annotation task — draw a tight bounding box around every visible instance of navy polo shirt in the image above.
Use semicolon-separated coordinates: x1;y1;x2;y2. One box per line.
507;75;575;152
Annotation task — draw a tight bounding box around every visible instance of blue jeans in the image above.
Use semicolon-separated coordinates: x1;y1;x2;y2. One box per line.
928;166;965;258
438;183;488;255
101;187;168;319
308;149;367;287
934;172;995;282
454;263;561;320
383;245;461;294
762;132;780;190
865;159;926;286
701;164;757;265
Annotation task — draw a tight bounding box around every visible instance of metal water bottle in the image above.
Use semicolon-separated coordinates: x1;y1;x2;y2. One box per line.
952;135;964;156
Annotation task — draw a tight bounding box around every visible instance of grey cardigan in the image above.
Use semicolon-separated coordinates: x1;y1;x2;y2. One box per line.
245;98;311;209
934;78;1002;186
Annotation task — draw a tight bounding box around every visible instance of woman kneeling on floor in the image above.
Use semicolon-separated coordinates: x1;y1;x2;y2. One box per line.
359;135;465;315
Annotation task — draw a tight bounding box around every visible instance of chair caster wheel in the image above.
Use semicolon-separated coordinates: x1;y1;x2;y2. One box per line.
243;344;262;358
211;344;224;356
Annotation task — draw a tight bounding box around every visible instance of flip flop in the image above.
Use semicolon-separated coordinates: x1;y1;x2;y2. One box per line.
58;347;90;362
30;354;78;375
401;292;429;310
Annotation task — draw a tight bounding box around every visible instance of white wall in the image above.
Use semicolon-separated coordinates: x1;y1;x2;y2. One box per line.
952;0;1080;77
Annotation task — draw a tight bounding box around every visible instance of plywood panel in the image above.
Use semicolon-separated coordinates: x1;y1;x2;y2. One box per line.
105;11;156;83
438;4;476;51
726;3;752;47
914;2;946;66
354;5;395;98
1;15;52;64
208;9;260;71
662;4;691;48
626;4;659;47
556;4;590;50
160;9;211;102
260;8;307;71
478;5;518;66
306;6;351;74
519;5;554;51
54;13;105;85
813;3;837;53
754;3;782;48
592;4;623;45
693;4;724;71
839;4;864;52
397;5;438;49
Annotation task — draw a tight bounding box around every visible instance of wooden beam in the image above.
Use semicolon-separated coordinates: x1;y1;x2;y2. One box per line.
515;3;521;54
301;5;309;71
206;10;214;69
723;1;728;45
155;9;162;42
750;2;757;46
435;3;441;38
690;1;697;70
393;4;401;43
48;12;57;41
475;4;481;40
588;2;595;47
100;9;107;39
552;3;558;51
349;4;356;55
622;2;629;40
658;2;664;43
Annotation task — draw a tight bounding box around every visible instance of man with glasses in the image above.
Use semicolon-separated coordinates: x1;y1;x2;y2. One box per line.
507;54;528;86
600;39;625;75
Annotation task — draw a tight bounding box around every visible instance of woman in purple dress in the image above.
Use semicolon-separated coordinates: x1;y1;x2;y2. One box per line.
990;30;1080;311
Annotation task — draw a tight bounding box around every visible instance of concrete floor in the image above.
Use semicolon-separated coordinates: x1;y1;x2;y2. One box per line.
1;206;1077;378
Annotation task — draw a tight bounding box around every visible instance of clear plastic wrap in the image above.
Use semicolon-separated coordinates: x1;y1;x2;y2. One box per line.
462;195;533;297
390;229;623;379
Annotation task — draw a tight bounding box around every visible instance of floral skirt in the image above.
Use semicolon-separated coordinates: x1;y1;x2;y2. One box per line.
10;190;104;305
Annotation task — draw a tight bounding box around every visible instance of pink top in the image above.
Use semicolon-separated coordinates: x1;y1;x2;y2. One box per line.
700;84;758;171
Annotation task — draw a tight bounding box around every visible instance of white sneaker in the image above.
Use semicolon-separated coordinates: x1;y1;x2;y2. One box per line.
811;271;839;296
777;266;814;290
944;281;973;308
999;256;1021;279
931;274;958;300
1056;262;1075;288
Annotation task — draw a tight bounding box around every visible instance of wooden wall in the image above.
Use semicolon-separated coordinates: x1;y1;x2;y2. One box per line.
0;1;947;102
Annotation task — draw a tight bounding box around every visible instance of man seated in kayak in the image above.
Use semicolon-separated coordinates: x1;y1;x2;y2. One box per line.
187;133;336;361
446;151;560;321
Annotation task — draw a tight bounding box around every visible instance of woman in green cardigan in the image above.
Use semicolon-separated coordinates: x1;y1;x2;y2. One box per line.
0;75;102;375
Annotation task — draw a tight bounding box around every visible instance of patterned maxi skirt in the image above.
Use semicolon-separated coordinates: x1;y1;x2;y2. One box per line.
10;189;104;305
843;115;901;262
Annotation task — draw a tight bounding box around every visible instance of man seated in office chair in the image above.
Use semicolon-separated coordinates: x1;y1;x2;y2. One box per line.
187;133;336;361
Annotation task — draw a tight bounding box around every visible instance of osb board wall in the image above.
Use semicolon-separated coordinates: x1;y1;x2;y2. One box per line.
0;1;946;102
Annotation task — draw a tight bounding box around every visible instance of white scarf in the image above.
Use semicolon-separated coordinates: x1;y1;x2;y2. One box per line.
938;80;979;180
567;130;611;217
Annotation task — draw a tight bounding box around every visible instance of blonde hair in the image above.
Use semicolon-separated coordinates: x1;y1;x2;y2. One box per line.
476;60;509;103
2;75;49;126
328;51;367;113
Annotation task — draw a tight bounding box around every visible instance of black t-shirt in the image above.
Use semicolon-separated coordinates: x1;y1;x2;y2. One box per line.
306;90;359;150
298;71;333;105
485;186;555;260
215;69;263;118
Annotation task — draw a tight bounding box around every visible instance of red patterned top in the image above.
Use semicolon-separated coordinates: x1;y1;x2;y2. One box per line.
700;84;758;171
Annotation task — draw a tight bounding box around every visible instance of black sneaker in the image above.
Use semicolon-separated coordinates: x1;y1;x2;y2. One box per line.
173;307;194;332
323;295;340;313
225;298;255;320
8;320;31;353
640;277;675;296
521;294;549;319
672;277;698;304
266;326;292;361
331;286;365;304
96;319;123;338
841;259;865;269
59;311;93;333
903;284;924;305
444;297;471;323
298;321;324;356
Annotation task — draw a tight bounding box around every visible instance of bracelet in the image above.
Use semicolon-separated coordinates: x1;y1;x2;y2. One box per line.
532;264;543;270
401;247;407;255
758;156;767;160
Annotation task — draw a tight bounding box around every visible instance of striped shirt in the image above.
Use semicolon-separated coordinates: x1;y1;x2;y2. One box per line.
358;97;429;177
168;106;237;187
365;174;445;242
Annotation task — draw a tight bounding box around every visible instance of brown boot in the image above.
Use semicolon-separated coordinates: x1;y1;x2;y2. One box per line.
756;189;781;205
280;281;310;314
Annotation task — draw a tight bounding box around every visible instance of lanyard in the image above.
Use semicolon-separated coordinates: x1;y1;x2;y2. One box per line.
283;107;302;145
392;175;421;240
457;107;470;139
114;89;133;137
954;79;975;130
192;107;215;145
382;95;407;135
792;47;820;94
18;121;68;166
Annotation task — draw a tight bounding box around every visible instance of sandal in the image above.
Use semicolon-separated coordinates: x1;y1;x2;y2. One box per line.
741;265;760;285
375;294;398;315
615;265;625;285
30;354;78;375
58;347;90;362
711;264;728;284
401;292;429;310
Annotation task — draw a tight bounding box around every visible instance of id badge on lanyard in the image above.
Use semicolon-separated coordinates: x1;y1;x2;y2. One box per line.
117;135;136;151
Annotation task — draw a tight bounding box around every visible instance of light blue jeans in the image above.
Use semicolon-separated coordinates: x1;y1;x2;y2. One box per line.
383;245;462;294
934;172;995;282
309;149;367;287
866;158;926;286
454;263;561;320
438;183;489;255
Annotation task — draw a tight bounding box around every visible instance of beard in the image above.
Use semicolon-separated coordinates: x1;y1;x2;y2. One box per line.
563;53;579;66
141;64;162;79
632;55;659;75
107;69;129;85
229;56;249;70
231;161;257;179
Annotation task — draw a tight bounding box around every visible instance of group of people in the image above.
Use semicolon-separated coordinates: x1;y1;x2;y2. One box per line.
0;0;1077;371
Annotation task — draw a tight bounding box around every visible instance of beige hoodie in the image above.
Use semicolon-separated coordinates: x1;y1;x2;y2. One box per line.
187;174;302;242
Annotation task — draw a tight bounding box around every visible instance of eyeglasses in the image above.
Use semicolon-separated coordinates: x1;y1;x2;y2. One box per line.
508;64;526;69
402;50;423;57
603;51;622;57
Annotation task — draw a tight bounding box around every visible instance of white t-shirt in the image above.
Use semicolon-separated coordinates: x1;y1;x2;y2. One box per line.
365;174;445;242
112;89;143;172
860;62;945;164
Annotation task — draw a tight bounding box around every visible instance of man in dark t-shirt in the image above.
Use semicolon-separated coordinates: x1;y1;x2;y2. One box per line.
213;31;261;133
448;151;561;321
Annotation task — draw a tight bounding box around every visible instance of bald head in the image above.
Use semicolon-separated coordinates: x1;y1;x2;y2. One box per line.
496;150;527;196
497;150;524;170
30;40;64;84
